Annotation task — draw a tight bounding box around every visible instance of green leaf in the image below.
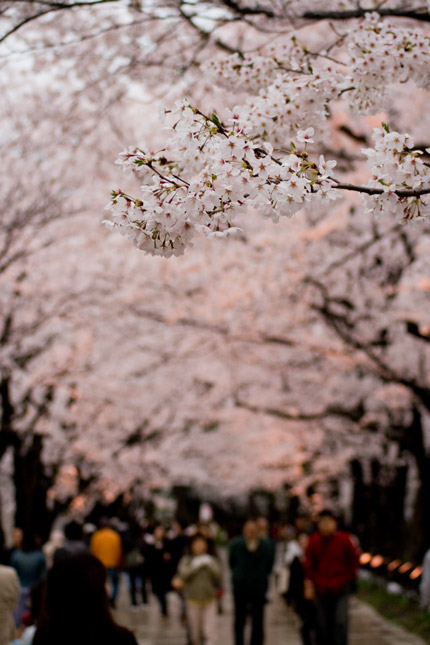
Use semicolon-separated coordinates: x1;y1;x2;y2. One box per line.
381;122;390;133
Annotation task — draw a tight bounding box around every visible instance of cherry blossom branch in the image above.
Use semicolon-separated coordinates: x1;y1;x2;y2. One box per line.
128;304;296;347
303;7;430;23
307;278;430;413
217;0;275;19
331;181;430;198
235;396;365;423
0;0;120;44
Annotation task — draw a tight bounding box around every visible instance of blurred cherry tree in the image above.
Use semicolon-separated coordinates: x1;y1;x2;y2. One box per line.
0;1;430;557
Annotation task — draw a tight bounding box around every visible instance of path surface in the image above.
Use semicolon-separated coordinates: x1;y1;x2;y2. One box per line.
114;579;426;645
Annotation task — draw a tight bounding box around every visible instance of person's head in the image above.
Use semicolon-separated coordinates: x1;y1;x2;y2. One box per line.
154;524;165;541
294;513;311;534
197;522;210;538
12;527;23;549
33;554;118;645
171;520;183;535
243;520;259;541
317;510;338;536
64;521;83;542
191;534;208;556
256;517;269;538
98;517;110;530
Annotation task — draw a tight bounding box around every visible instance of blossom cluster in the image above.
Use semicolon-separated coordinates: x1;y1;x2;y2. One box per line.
347;13;430;113
203;38;314;93
104;103;339;256
106;10;430;256
362;126;430;221
228;69;342;149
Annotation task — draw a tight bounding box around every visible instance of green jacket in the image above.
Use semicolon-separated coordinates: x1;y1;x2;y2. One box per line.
229;537;275;597
177;554;221;603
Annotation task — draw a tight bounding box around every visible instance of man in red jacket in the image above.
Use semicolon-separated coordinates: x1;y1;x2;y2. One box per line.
304;510;359;645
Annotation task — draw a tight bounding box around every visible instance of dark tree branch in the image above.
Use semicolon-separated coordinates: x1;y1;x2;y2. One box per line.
303;7;430;22
128;304;296;347
331;181;430;198
0;0;120;44
406;321;430;343
235;396;365;422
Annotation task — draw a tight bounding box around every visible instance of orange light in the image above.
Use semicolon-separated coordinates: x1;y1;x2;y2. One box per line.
387;559;401;572
398;562;413;574
370;555;384;568
360;553;372;565
410;567;422;580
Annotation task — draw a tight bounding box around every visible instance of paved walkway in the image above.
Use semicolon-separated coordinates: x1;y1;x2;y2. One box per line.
114;581;426;645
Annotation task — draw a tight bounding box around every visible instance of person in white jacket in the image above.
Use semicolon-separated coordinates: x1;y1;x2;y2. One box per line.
0;564;19;645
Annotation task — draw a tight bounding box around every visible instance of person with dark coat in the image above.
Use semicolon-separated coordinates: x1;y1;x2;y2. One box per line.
304;510;359;645
145;525;173;617
121;523;147;607
53;521;88;564
229;520;275;645
33;553;138;645
11;532;46;627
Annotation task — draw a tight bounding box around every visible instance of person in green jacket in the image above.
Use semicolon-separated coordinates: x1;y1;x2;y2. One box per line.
173;534;221;645
229;520;275;645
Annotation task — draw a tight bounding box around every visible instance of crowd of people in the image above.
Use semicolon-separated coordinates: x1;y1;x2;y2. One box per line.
0;509;362;645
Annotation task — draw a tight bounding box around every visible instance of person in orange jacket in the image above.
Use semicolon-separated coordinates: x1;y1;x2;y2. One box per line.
91;519;123;608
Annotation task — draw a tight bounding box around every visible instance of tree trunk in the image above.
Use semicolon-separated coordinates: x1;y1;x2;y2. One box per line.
13;434;54;542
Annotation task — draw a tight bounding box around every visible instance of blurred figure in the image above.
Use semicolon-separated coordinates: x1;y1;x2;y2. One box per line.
285;533;317;645
168;520;186;570
90;519;122;608
11;580;44;645
145;525;173;617
229;520;275;645
33;554;138;645
11;532;46;628
0;563;19;645
43;530;64;569
121;522;147;608
3;528;23;566
53;521;88;564
420;547;430;609
304;510;359;645
173;534;221;645
256;518;270;541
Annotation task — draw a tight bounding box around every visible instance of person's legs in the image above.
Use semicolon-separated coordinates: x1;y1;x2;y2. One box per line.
333;591;349;645
186;601;203;645
201;600;217;645
233;592;247;645
108;568;120;607
156;590;168;616
138;566;148;604
297;599;318;645
315;594;333;645
128;568;137;606
250;596;265;645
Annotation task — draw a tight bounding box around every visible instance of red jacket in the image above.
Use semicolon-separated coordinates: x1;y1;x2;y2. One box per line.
304;531;359;595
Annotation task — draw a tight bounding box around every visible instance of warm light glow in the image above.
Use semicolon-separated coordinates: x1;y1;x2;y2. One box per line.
360;552;372;565
370;555;384;568
398;562;413;574
387;559;401;572
410;567;422;580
